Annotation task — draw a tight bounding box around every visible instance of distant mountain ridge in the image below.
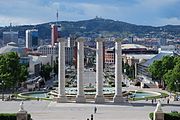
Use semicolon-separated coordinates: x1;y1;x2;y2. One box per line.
0;18;180;39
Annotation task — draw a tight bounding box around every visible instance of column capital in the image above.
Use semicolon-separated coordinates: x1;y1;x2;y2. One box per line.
96;37;104;42
58;38;66;42
76;37;85;42
114;38;123;42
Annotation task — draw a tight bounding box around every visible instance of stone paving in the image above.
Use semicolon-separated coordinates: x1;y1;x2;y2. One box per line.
0;98;180;120
0;88;179;120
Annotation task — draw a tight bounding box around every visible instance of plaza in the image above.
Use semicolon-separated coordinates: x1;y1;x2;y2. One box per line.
0;95;180;120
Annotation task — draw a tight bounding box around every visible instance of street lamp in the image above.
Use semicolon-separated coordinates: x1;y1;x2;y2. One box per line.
0;80;4;101
175;80;179;92
124;69;128;87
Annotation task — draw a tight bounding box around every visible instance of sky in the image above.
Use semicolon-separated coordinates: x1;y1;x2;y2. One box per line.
0;0;180;27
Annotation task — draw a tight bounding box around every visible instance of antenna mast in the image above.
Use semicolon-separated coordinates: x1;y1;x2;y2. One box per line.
56;9;59;25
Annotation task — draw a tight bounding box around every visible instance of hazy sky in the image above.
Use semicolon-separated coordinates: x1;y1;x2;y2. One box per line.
0;0;180;26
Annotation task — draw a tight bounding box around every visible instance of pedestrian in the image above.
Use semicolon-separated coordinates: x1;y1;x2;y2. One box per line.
167;98;170;104
91;114;93;120
94;106;97;114
151;99;154;104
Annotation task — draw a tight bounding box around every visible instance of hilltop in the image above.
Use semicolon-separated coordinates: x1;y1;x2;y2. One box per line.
0;18;180;39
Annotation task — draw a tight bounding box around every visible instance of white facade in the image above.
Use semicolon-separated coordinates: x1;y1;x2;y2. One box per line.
38;44;74;65
159;45;176;53
28;55;41;76
26;29;39;50
37;44;58;55
28;54;54;76
67;37;76;47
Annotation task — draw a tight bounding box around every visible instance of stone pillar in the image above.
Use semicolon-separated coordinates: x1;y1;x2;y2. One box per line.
17;101;28;120
57;38;67;103
134;63;137;78
113;38;124;103
76;37;86;103
95;38;105;103
154;101;164;120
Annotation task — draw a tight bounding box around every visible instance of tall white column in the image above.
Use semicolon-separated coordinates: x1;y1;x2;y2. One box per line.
57;38;67;103
95;38;105;103
76;37;86;103
113;38;124;103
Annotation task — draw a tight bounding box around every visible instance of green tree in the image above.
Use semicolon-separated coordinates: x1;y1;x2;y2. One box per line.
0;52;28;91
19;65;28;83
161;56;174;73
149;56;180;91
40;63;52;81
123;62;135;79
149;60;164;83
164;63;180;92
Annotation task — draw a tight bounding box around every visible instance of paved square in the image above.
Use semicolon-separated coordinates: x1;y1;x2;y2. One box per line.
0;100;179;120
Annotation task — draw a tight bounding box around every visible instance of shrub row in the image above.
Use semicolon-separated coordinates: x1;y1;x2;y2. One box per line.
0;113;31;120
149;112;180;120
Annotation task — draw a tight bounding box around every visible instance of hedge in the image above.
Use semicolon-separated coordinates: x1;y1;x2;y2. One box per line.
149;112;180;120
0;113;31;120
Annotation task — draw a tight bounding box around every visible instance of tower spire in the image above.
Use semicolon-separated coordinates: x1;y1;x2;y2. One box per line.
56;9;59;25
10;22;12;32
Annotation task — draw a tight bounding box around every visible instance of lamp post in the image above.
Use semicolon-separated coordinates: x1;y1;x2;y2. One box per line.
124;69;127;87
175;80;179;92
0;80;4;101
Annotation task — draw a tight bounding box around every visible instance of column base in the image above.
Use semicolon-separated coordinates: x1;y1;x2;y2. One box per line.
76;95;86;103
95;95;105;103
113;95;124;103
54;96;67;103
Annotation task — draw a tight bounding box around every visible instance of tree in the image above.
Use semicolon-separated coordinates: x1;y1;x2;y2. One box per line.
149;56;180;91
40;63;52;81
161;56;174;73
19;65;28;83
123;62;135;79
149;60;164;83
164;63;180;92
0;52;28;91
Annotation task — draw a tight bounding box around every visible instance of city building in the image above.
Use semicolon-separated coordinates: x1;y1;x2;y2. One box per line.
128;36;134;43
0;42;26;57
137;52;177;81
159;38;167;46
28;55;41;76
104;44;158;65
37;44;58;55
159;45;176;53
3;31;18;45
51;24;61;46
65;47;74;65
26;29;39;50
67;36;76;47
37;43;74;66
105;48;115;64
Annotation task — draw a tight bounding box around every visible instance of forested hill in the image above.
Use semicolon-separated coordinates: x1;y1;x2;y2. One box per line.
0;18;180;39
